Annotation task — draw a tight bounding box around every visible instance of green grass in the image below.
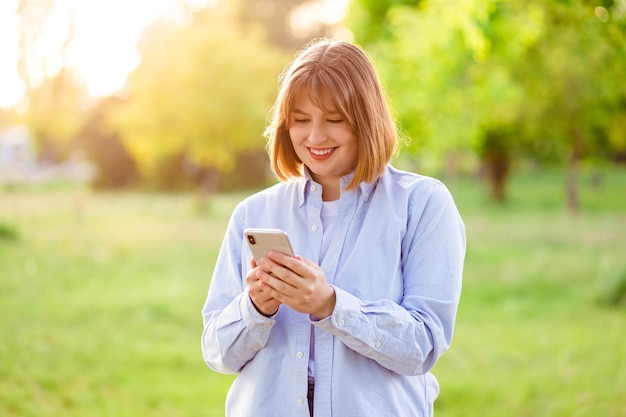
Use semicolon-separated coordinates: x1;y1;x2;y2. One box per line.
1;166;625;417
435;166;626;417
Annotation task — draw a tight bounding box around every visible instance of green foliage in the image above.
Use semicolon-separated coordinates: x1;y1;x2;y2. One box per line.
346;0;424;44
519;0;626;161
1;166;625;416
106;9;290;183
350;0;626;177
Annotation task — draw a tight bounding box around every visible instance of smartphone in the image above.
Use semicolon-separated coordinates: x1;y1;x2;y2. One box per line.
244;228;295;263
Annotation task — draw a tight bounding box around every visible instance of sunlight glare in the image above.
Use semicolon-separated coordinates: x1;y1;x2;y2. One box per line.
289;0;350;39
0;0;23;108
0;0;212;109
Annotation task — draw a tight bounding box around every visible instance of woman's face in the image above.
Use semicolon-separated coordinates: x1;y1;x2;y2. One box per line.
288;89;358;188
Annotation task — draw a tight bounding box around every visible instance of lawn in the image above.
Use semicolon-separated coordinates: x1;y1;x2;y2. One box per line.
0;165;625;416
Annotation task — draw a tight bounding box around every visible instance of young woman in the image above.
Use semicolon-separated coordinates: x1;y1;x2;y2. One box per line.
201;39;465;417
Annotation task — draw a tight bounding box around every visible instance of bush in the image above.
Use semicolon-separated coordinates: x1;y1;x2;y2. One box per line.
0;221;18;241
600;269;626;308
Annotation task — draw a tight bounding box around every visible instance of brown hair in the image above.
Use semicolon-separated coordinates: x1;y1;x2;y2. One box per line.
264;39;398;190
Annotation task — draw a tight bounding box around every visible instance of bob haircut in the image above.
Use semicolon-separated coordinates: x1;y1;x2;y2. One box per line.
264;39;398;191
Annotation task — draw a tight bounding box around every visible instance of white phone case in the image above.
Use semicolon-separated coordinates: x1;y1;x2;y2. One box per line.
244;228;295;262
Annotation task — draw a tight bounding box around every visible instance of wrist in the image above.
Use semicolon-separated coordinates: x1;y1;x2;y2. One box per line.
249;295;279;317
312;285;336;319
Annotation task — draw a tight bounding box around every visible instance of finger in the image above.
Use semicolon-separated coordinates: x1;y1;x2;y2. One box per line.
269;251;319;280
266;251;309;275
260;258;304;290
256;268;299;299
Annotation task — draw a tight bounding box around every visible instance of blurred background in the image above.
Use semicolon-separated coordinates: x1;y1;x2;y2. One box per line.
0;0;624;201
0;1;625;416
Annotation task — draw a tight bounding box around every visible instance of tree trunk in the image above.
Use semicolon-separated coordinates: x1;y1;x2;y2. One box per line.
566;155;579;215
482;154;510;202
566;128;584;215
481;129;511;202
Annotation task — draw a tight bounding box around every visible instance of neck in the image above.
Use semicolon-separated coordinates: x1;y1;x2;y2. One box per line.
312;175;340;201
322;187;340;201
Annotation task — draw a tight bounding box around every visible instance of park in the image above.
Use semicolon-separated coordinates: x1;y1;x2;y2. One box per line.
1;0;625;416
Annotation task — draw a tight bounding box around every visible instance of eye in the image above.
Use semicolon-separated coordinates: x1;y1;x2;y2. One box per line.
327;119;343;124
291;117;310;123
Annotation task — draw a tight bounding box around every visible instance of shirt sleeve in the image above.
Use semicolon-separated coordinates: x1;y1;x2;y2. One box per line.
312;181;465;376
200;205;277;374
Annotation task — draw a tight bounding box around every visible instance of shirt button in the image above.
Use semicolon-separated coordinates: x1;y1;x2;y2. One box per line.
296;351;304;358
337;319;345;327
311;225;318;231
310;185;317;192
297;399;304;406
375;341;381;349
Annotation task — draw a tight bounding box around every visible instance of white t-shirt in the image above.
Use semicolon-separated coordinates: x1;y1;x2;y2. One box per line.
309;198;341;381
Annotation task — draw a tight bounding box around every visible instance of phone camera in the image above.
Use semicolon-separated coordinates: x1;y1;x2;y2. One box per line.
247;235;256;245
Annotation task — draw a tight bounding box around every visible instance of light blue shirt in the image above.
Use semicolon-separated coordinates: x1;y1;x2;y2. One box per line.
201;165;465;417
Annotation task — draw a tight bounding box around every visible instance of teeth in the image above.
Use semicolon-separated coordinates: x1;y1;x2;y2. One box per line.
310;148;334;156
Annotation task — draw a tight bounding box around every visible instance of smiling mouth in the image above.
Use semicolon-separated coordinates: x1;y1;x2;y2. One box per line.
309;147;336;156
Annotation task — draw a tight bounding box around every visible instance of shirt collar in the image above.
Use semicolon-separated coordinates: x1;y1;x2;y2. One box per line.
296;168;378;207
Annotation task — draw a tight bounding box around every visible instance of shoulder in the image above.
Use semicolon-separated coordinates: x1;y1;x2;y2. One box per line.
380;165;451;199
231;179;302;221
376;165;461;224
241;179;300;205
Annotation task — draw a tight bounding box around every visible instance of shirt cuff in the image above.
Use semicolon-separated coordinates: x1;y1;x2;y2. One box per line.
311;285;362;333
240;293;278;329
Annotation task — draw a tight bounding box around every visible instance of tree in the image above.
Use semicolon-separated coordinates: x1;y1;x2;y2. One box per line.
78;98;139;189
15;0;86;161
518;0;626;213
106;9;290;190
24;68;86;161
348;0;626;209
345;0;423;44
16;0;56;94
356;0;529;200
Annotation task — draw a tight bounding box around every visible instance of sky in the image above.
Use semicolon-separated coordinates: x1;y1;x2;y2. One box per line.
0;0;349;110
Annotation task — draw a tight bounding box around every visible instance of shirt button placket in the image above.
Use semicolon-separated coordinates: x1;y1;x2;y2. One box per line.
295;351;305;408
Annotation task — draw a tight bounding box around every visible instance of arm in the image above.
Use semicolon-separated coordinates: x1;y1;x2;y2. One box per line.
314;183;465;375
200;208;278;374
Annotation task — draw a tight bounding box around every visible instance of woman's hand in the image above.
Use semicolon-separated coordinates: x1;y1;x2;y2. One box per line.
256;251;336;319
246;258;281;317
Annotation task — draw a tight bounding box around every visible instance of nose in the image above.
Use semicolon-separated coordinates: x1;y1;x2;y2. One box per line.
309;121;327;145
